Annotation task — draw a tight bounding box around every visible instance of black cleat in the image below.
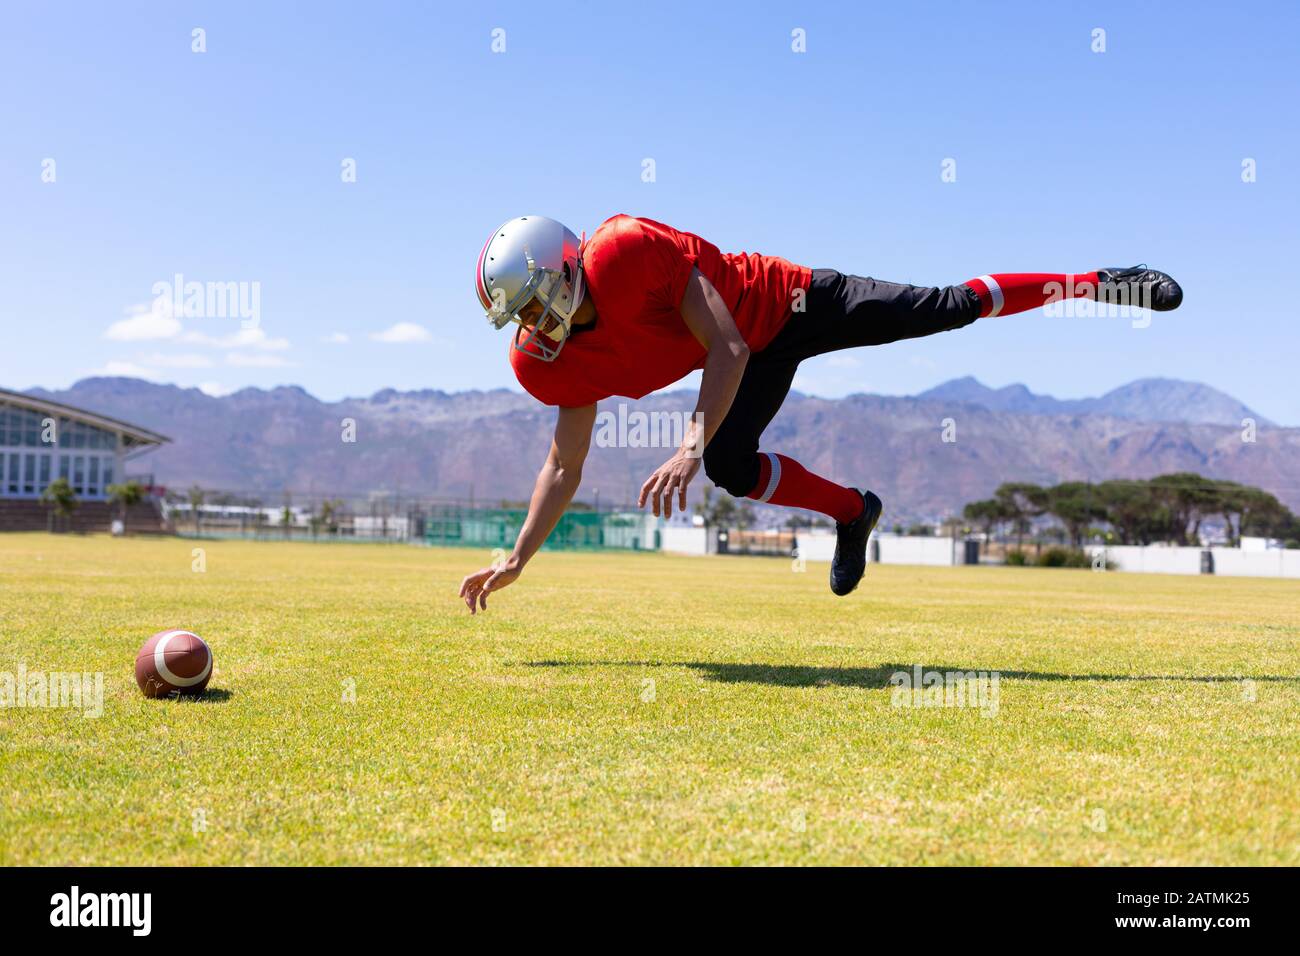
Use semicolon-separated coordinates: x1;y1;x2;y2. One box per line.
830;490;883;597
1095;265;1183;312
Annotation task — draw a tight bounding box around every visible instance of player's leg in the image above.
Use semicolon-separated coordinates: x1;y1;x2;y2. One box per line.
703;355;882;596
965;266;1182;319
703;356;863;525
781;270;978;353
785;266;1182;356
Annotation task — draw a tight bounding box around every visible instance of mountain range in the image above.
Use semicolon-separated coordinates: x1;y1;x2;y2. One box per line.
918;376;1272;426
19;376;1300;521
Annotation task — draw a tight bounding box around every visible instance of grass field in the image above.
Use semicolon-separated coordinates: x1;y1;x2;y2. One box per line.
2;532;1298;865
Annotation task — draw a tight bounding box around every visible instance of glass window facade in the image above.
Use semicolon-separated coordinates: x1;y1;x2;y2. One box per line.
0;399;125;500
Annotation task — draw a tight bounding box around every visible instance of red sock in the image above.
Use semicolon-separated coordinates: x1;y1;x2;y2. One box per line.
964;272;1099;318
746;453;864;524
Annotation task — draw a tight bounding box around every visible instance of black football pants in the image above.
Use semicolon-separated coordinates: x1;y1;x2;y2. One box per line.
702;269;980;497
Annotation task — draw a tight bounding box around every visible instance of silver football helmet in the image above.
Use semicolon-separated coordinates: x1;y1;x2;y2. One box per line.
475;216;586;362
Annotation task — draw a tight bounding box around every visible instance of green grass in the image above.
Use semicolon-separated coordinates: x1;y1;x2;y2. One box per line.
2;532;1298;865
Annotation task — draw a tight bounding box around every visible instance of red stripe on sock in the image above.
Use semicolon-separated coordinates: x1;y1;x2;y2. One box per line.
745;453;864;524
965;272;1099;318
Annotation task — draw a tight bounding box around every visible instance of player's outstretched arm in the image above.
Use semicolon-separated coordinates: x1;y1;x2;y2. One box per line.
639;268;750;518
459;402;597;614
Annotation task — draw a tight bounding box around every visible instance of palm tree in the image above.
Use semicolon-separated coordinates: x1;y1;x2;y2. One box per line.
106;480;143;535
41;477;78;533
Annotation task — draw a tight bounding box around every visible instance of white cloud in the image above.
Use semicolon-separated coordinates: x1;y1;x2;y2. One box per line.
102;300;291;387
322;332;350;344
141;352;213;369
225;352;293;368
370;322;432;344
104;303;181;342
181;326;289;350
826;354;861;369
198;382;235;397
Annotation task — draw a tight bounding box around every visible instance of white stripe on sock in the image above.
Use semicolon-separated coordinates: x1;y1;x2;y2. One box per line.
758;452;782;503
977;274;1004;316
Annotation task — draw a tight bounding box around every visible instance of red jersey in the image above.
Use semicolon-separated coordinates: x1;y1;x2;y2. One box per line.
510;215;811;407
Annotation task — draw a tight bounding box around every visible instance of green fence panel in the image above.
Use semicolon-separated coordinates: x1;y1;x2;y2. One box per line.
424;507;647;551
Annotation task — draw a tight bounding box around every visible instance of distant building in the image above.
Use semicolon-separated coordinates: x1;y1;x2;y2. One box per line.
0;388;169;530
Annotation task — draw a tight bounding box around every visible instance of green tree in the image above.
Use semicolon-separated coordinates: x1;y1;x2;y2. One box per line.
187;484;206;535
1094;480;1163;545
1212;481;1285;547
1042;482;1109;547
280;491;294;539
785;512;813;534
994;482;1046;549
962;498;1011;543
694;485;737;530
694;485;714;532
319;498;342;535
1239;490;1295;541
105;480;143;535
1148;473;1220;545
939;515;964;540
41;477;78;533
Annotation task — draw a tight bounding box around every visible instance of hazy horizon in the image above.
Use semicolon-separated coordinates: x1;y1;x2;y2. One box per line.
15;370;1283;425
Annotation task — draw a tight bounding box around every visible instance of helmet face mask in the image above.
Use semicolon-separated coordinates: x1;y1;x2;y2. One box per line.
476;217;585;363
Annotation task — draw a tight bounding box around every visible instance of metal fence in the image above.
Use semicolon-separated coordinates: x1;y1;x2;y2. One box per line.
423;505;657;551
159;491;659;549
162;491;463;542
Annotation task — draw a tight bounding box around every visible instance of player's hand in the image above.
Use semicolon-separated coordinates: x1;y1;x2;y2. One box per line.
638;451;701;518
459;563;520;614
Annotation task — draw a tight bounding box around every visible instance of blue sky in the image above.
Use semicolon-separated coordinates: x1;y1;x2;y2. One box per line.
3;1;1298;422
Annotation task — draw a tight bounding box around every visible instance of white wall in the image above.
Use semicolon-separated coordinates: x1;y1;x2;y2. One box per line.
659;525;710;556
794;530;837;563
1086;544;1300;578
1209;547;1300;579
353;515;410;539
1086;545;1204;575
878;534;958;566
767;536;1300;578
794;532;958;567
602;512;661;550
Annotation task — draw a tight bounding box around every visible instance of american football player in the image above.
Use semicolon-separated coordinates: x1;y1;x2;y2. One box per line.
459;214;1181;612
